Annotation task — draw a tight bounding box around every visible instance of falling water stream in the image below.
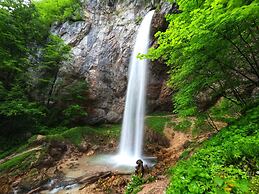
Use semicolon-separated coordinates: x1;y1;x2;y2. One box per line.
12;10;156;194
112;10;155;167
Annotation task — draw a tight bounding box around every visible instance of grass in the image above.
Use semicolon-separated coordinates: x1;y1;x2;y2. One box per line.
168;119;192;133
0;124;121;174
0;147;18;160
45;124;121;146
145;116;171;134
1;124;121;163
0;150;36;173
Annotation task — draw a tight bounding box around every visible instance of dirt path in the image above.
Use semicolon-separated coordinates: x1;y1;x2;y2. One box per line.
140;117;227;194
138;179;169;194
140;125;192;194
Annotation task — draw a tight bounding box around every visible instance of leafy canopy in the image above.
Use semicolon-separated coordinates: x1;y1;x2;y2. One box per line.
32;0;82;25
0;0;87;139
147;0;259;116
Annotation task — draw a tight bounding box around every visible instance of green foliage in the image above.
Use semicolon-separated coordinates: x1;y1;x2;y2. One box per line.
209;98;242;122
63;104;87;120
125;175;157;194
145;116;171;134
0;0;49;135
149;112;172;116
125;175;145;194
36;35;70;94
146;0;259;117
41;35;71;73
43;124;121;146
0;85;45;135
0;151;36;173
179;149;191;160
167;106;259;193
46;79;88;126
0;95;45;131
33;0;83;25
192;115;214;136
250;176;259;193
0;0;88;155
0;1;47;76
171;119;192;133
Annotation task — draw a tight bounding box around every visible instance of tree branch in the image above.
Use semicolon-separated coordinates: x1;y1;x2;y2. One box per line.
222;33;259;79
238;29;259;70
213;57;258;86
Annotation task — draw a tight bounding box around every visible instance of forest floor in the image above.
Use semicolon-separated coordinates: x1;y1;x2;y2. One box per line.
139;128;191;194
0;115;227;194
139;118;226;194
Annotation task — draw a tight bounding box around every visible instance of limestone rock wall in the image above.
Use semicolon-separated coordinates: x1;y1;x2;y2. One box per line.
51;0;173;123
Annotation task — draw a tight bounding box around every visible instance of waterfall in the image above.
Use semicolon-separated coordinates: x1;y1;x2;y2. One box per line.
114;10;155;166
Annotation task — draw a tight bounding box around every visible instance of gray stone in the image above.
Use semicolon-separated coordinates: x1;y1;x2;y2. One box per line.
52;0;173;123
107;111;120;123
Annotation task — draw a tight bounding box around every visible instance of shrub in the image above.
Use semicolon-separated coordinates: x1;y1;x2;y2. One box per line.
33;0;83;26
167;106;259;193
125;175;145;194
174;119;192;133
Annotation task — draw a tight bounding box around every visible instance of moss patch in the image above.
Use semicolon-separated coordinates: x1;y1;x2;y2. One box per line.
45;124;121;146
0;150;36;174
145;116;171;134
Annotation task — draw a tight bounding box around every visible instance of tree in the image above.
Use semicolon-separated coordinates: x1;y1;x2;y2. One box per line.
0;0;47;135
35;35;71;106
0;0;47;88
32;0;82;26
147;0;259;116
0;0;86;136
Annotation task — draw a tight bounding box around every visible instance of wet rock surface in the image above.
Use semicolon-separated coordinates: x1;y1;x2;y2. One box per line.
52;0;173;123
37;141;68;169
17;169;50;192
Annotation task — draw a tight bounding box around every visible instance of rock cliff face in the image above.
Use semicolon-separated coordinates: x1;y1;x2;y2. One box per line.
51;0;173;123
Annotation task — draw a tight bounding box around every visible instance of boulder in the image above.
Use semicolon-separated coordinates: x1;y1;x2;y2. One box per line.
48;141;67;161
106;111;120;123
78;142;90;153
